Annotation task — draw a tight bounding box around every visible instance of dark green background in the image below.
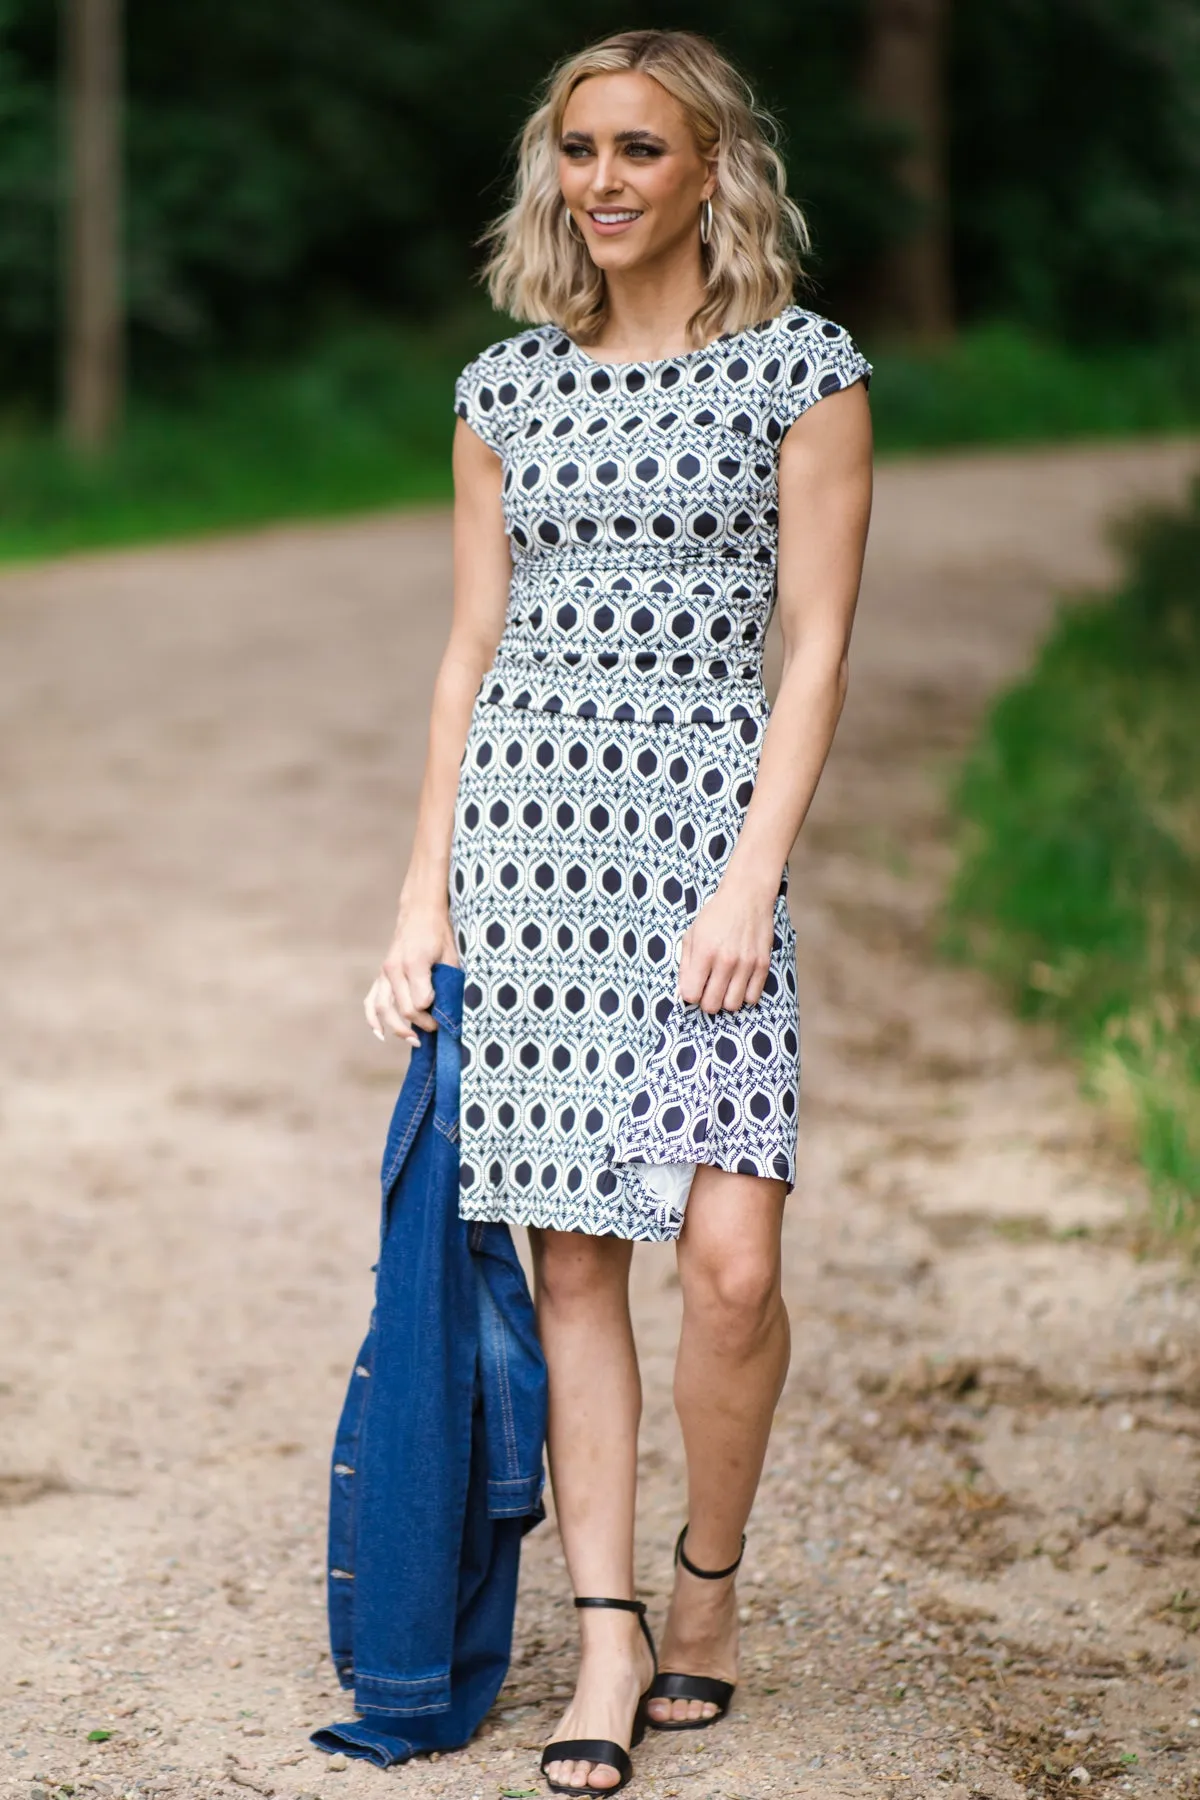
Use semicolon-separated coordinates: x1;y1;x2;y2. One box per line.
3;0;1199;400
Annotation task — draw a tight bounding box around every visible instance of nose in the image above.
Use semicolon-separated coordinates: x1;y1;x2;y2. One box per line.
590;150;624;197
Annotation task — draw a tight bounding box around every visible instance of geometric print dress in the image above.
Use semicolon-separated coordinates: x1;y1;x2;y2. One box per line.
449;304;871;1243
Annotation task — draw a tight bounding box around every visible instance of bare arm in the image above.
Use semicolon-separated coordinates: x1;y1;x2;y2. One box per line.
677;380;873;1013
365;420;511;1045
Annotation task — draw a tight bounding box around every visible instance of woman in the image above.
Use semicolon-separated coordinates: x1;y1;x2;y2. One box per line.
365;27;873;1798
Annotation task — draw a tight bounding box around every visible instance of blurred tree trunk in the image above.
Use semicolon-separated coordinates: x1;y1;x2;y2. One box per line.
860;0;954;341
62;0;123;450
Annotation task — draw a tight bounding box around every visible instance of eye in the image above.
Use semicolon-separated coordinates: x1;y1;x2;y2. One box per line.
559;142;592;158
624;143;663;158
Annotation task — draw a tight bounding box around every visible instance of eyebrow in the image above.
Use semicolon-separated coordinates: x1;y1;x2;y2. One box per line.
559;128;669;147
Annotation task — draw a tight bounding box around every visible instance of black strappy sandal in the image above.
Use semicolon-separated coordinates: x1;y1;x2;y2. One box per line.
645;1524;744;1732
541;1596;658;1798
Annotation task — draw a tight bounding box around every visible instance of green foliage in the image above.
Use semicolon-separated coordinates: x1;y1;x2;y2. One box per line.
0;321;473;558
952;0;1200;343
0;0;894;398
2;321;1198;563
867;322;1200;448
0;0;55;363
947;479;1200;1228
3;0;1199;403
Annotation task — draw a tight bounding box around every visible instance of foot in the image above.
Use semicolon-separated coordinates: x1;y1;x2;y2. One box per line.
647;1555;739;1726
544;1616;656;1792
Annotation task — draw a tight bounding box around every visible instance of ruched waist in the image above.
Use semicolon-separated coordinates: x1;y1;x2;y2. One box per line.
476;652;770;727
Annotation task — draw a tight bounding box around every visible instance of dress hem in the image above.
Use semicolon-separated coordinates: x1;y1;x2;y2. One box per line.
458;1151;795;1246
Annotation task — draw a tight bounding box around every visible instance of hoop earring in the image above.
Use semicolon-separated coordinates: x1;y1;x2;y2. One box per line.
565;210;584;242
700;196;713;245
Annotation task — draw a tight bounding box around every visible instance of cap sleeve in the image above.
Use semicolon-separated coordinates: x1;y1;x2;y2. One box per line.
454;339;524;457
773;312;872;434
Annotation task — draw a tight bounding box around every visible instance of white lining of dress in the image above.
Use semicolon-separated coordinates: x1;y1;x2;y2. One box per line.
627;1160;698;1217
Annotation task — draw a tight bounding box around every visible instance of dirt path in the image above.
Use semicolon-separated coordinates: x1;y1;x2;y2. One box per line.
2;438;1199;1800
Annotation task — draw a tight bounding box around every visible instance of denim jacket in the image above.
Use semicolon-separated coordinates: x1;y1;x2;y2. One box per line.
312;962;547;1767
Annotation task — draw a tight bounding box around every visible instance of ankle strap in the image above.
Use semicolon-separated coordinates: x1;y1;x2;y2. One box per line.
574;1594;657;1673
677;1525;745;1582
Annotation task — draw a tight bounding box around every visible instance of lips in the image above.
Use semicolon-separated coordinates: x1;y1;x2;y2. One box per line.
586;209;644;235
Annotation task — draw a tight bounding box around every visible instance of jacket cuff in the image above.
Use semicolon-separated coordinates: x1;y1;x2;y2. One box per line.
487;1472;545;1519
352;1667;451;1716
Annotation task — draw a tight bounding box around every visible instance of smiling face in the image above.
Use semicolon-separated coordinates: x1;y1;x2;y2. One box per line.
558;70;716;274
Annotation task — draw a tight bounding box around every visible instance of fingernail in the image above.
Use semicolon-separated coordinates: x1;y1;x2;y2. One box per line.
372;1027;384;1041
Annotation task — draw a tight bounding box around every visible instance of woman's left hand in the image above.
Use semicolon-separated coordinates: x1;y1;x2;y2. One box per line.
677;876;778;1014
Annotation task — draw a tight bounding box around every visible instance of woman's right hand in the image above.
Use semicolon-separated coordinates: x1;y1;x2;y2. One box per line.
363;904;459;1048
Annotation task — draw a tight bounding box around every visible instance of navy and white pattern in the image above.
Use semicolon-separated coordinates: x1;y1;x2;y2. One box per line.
449;305;871;1242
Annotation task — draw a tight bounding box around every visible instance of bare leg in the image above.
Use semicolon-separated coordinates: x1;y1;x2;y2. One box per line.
530;1228;655;1791
647;1168;790;1725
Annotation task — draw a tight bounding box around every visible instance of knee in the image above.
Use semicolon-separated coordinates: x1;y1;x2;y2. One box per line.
531;1229;628;1316
681;1247;783;1353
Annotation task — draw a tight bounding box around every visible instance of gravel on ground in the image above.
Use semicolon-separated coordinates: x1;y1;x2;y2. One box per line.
2;438;1199;1800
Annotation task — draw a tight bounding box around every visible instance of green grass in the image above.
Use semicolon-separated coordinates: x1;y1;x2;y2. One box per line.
0;320;475;561
946;480;1200;1232
869;321;1200;450
0;319;1198;565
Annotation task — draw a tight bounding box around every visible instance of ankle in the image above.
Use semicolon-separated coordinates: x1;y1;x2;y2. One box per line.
578;1632;644;1665
678;1523;745;1577
577;1615;646;1660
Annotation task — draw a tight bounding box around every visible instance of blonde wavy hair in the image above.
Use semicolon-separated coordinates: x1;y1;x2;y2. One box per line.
481;29;810;348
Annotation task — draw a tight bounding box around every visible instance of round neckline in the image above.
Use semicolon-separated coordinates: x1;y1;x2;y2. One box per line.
562;313;774;372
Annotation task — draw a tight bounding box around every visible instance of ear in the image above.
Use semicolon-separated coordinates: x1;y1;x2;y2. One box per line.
700;161;718;202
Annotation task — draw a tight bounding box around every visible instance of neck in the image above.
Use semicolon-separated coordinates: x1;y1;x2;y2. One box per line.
593;239;709;360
